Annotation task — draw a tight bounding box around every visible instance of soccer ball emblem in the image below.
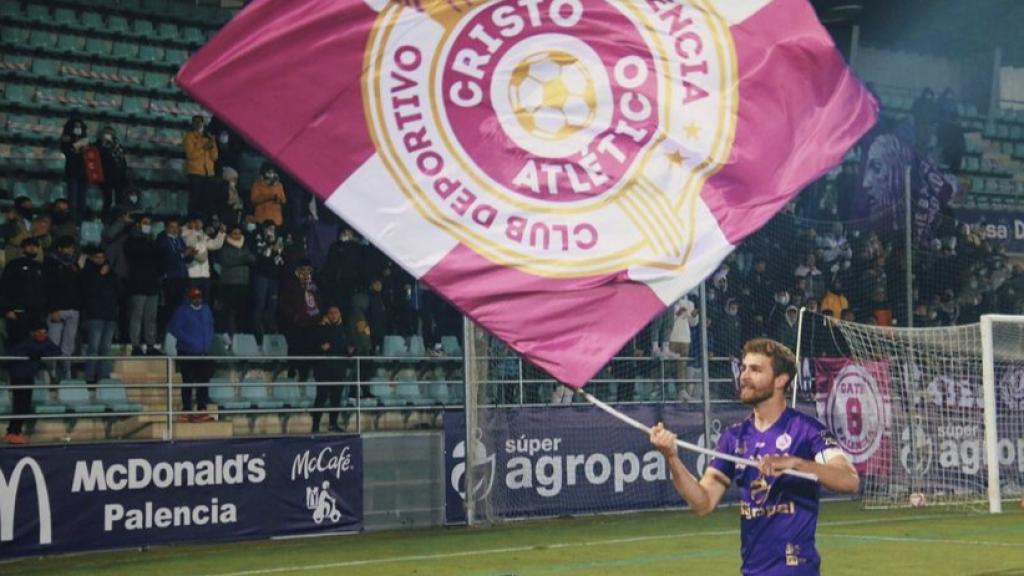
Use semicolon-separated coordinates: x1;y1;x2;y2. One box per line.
508;50;597;140
909;492;927;508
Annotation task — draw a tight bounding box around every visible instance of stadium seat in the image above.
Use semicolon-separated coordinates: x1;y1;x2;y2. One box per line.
165;48;189;66
183;26;205;45
27;30;57;49
0;389;10;415
55;7;79;26
81;11;104;29
240;378;285;409
33;382;66;414
157;22;178;41
408;335;426;356
209;379;249;411
395;381;430;406
85;37;113;56
31;58;61;79
133;18;155;37
232;333;261;357
138;44;165;64
25;3;50;22
369;378;396;406
107;15;129;33
163;332;178;356
2;26;30;45
440;335;462;356
427;382;451;404
57;34;87;54
58;381;107;414
210;333;232;357
96;378;143;413
0;2;21;18
122;95;149;116
382;335;407;357
261;333;288;357
272;377;312;408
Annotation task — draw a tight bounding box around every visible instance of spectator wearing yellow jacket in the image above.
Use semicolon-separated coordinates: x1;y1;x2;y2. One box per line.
251;163;287;228
183;115;219;220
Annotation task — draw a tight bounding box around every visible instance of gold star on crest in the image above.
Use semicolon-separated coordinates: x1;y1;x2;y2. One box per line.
684;122;701;140
666;150;687;165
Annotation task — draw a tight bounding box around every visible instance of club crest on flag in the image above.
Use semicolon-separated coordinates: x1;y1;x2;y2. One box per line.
363;0;736;277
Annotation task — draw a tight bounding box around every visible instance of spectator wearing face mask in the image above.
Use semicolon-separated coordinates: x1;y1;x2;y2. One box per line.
2;196;36;264
1;237;46;347
43;236;81;379
207;117;243;173
251;162;287;229
771;305;800;350
157;217;197;329
281;260;322;381
59;116;91;220
219;167;246;229
181;214;226;298
124;215;162;355
319;226;365;316
183;115;219;221
97;126;129;216
218;225;255;336
80;246;119;383
48;198;78;245
251;220;285;339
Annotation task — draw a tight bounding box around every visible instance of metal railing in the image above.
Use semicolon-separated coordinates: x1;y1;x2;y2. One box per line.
0;353;740;444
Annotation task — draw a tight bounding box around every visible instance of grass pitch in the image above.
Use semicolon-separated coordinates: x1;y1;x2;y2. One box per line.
3;500;1024;575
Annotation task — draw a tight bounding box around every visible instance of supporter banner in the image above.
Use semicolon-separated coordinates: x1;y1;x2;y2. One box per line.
0;436;362;558
443;404;751;523
954;208;1024;255
813;358;892;475
178;0;876;388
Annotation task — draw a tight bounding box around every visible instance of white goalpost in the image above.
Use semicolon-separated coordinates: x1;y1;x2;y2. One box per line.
797;312;1024;513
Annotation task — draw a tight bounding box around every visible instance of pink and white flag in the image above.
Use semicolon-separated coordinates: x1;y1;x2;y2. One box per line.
178;0;877;387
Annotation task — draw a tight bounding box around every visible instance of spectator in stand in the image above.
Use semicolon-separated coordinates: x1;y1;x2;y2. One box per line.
5;320;61;444
820;279;850;321
306;205;340;270
711;298;742;360
101;210;134;332
28;215;52;255
219;167;246;229
124;215;162;356
251;163;287;229
251;220;285;340
318;225;364;316
208;117;243;173
795;253;825;301
870;288;894;327
280;260;322;381
2;196;35;264
910;87;939;148
183;115;219;220
59;115;91;220
1;237;47;347
156;217;195;330
311;305;354;433
167;287;215;422
366;277;387;355
218;225;255;336
97;125;129;216
43;236;80;379
771;305;800;350
48;198;78;245
669;294;700;401
79;246;118;383
182;214;226;298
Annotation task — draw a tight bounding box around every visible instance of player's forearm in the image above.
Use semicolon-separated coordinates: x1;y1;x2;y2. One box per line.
792;459;860;493
666;454;715;516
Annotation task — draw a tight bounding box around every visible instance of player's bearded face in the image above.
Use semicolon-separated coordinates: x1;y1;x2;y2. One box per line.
738;353;778;405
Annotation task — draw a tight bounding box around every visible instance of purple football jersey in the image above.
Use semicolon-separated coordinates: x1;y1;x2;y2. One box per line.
709;408;840;575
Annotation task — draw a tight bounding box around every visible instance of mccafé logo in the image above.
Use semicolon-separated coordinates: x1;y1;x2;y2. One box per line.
0;457;52;545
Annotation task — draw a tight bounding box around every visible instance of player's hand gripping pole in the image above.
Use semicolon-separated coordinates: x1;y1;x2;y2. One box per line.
579;390;819;482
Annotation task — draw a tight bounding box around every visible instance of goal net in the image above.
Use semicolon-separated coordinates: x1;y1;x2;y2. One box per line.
799;311;1024;512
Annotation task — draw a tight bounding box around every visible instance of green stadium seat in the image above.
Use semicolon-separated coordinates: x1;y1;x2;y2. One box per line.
107;15;129;33
209;378;249;411
163;332;178;356
112;41;139;60
28;30;58;49
34;383;67;415
232;334;261;357
55;7;78;26
240;378;285;409
121;95;149;116
138;44;165;64
97;378;143;413
4;83;35;105
142;0;171;13
210;333;232;357
396;381;431;406
2;26;31;45
165;48;189;66
85;37;112;56
0;2;21;18
183;26;205;45
81;11;104;30
0;389;9;415
57;34;86;54
133;18;155;37
272;378;312;409
157;22;178;41
261;334;288;357
25;3;50;22
144;71;170;89
31;58;61;79
116;67;142;85
58;381;107;414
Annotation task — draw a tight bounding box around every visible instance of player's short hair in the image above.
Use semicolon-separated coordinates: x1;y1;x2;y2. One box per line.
742;338;796;387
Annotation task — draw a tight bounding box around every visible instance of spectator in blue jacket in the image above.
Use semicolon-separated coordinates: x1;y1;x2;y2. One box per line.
167;287;215;422
5;320;61;444
156;217;196;336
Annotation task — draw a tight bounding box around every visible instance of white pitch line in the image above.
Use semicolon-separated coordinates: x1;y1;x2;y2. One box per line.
828;533;1024;548
197;514;963;576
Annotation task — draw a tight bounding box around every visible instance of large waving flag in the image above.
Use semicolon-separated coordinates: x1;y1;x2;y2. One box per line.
178;0;877;388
